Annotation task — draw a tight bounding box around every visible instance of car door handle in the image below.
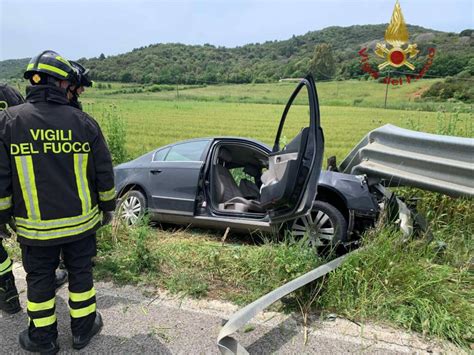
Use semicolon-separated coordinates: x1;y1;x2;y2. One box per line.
150;169;162;174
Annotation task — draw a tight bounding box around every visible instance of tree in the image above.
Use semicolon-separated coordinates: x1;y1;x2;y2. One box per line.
121;72;133;82
459;29;473;37
308;43;336;80
99;53;106;60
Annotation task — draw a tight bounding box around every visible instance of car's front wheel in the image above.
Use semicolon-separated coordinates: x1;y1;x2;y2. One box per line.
290;200;348;249
118;190;146;225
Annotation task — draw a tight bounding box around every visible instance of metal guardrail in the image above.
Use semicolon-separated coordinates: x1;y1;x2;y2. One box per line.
217;254;349;355
339;124;474;198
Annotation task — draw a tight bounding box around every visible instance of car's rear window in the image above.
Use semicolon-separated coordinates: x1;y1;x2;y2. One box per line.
164;140;209;162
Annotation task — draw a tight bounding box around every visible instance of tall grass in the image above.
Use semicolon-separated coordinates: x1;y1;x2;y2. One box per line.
94;189;473;347
318;194;473;347
99;104;129;165
95;222;321;302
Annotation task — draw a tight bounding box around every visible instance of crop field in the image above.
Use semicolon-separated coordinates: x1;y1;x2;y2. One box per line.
80;78;472;112
80;79;472;161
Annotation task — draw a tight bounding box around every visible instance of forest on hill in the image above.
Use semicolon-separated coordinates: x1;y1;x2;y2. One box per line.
1;25;472;85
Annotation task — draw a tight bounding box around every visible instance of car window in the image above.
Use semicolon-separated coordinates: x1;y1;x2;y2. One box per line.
152;147;170;162
165;140;209;162
279;88;310;150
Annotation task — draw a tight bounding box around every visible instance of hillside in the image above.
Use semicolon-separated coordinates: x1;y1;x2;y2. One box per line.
0;58;29;80
1;24;472;83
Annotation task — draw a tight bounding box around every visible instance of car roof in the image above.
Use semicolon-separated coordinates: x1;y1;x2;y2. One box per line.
158;137;271;151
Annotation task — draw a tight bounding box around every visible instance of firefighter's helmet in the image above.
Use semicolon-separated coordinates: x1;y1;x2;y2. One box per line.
70;61;93;87
24;50;78;85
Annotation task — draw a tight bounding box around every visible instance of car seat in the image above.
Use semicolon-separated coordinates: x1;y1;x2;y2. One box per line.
214;147;264;213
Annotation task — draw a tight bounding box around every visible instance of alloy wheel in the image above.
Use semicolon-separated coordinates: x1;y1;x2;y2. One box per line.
291;209;336;247
120;195;142;225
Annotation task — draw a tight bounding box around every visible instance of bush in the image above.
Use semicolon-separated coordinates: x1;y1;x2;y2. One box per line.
422;75;473;103
101;104;129;165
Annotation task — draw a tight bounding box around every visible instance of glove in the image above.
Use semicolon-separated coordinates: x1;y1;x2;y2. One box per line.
101;211;114;226
8;218;16;232
0;224;10;239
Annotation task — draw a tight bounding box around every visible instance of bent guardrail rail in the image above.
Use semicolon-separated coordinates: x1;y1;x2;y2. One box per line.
217;254;348;355
339;124;474;198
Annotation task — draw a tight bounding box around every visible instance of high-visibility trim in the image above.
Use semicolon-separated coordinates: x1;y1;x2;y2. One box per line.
37;63;68;78
70;303;96;318
74;153;91;214
0;196;12;211
55;55;72;67
16;206;99;230
16;213;100;240
15;156;41;220
27;298;55;312
0;257;12;275
99;187;116;202
0;264;12;275
26;63;34;71
32;314;57;328
70;287;96;302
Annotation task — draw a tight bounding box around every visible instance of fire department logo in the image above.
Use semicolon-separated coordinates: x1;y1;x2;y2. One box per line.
375;1;419;70
358;0;436;85
32;74;42;84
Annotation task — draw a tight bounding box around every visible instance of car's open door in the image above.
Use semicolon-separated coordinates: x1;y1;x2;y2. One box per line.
260;75;324;225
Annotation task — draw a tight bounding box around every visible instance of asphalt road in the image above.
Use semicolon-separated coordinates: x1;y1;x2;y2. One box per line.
0;263;460;354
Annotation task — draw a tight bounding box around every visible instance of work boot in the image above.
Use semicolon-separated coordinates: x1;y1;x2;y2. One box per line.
0;272;21;314
54;269;68;289
72;311;103;350
19;329;59;355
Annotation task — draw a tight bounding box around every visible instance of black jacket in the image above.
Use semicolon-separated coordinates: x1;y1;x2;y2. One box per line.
0;85;115;246
0;83;25;108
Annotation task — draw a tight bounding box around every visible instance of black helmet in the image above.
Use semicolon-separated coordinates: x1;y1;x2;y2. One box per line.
0;83;25;110
24;50;78;85
70;61;93;87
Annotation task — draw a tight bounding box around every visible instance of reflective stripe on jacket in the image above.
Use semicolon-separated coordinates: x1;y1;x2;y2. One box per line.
0;85;115;246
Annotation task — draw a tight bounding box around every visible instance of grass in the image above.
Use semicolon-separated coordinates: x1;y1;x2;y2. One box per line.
84;99;471;162
9;78;472;113
94;192;473;348
95;222;322;303
77;78;472;112
318;193;474;347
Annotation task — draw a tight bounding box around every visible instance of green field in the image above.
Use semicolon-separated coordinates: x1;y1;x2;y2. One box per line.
79;79;472;161
79;78;472;111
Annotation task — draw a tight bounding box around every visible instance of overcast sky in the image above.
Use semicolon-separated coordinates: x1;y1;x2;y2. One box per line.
1;0;472;61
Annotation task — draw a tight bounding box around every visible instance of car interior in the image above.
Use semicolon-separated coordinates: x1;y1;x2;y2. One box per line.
210;144;268;214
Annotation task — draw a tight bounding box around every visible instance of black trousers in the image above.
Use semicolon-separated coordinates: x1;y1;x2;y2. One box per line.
0;239;13;280
21;235;97;344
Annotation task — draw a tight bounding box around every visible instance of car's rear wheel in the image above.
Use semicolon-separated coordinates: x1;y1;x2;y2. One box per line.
118;190;146;225
290;200;347;249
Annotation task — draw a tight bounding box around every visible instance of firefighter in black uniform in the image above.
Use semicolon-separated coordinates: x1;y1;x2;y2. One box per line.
69;61;93;111
0;50;115;354
0;84;68;315
0;84;25;314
